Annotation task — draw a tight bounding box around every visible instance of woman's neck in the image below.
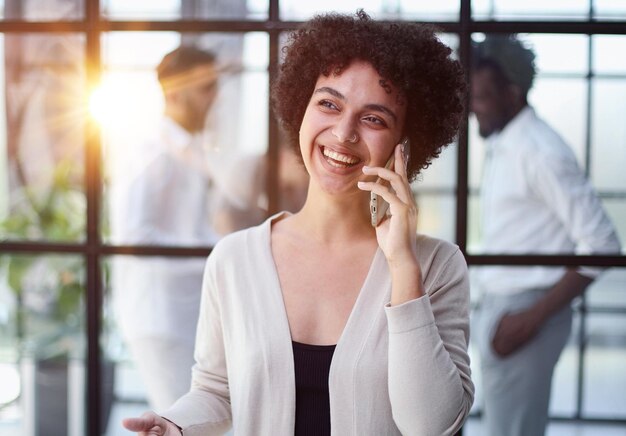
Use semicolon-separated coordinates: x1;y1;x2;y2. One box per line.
289;184;375;246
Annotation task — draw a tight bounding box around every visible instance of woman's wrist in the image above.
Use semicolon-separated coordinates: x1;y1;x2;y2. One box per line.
161;416;183;435
389;261;424;305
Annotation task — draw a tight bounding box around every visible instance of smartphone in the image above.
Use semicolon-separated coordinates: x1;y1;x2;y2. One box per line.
370;137;410;227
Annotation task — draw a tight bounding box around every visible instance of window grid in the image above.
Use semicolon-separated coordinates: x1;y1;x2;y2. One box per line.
0;0;624;433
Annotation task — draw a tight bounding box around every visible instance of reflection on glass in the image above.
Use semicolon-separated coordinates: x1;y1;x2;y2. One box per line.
279;0;459;21
0;0;83;21
0;34;86;242
101;0;268;20
591;79;626;192
99;32;269;245
472;0;589;20
0;254;86;435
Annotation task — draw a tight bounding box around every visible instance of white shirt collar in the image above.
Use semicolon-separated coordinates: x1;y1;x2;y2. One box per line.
160;116;196;151
487;105;535;151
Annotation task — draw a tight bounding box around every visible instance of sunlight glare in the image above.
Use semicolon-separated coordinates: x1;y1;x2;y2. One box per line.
88;85;108;125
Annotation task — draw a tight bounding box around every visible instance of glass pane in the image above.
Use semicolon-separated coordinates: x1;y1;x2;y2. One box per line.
524;34;589;75
101;0;268;20
0;253;86;435
101;254;206;429
0;0;83;20
414;193;455;243
590;79;626;191
419;143;458;191
472;0;589;20
99;32;269;245
583;312;626;418
586;267;626;309
602;199;626;251
280;0;460;21
593;35;626;74
0;34;86;243
593;0;626;20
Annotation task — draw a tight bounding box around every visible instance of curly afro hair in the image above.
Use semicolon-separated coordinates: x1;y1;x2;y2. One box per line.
271;10;466;181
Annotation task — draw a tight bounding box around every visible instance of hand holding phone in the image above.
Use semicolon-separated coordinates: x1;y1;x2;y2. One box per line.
369;155;394;227
369;137;410;227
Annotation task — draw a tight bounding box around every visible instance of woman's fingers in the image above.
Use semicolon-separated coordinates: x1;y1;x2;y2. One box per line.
361;146;414;206
122;417;155;433
122;412;170;434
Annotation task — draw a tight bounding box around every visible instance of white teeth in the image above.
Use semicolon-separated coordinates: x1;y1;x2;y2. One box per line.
322;147;359;165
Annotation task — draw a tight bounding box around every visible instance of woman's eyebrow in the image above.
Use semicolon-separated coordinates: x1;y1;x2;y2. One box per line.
364;104;397;123
313;87;397;122
314;86;344;100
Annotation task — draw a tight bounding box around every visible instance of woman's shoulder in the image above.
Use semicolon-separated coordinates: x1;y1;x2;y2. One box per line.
209;212;291;262
414;234;466;273
415;234;460;256
415;234;468;296
211;218;270;257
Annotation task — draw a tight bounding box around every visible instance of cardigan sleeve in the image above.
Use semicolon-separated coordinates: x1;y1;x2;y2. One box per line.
159;254;232;436
385;248;474;436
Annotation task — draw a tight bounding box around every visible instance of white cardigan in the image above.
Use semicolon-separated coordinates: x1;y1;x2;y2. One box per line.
162;213;474;435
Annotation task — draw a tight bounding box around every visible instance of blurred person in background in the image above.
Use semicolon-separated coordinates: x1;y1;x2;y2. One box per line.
471;34;621;436
111;45;222;411
211;134;309;235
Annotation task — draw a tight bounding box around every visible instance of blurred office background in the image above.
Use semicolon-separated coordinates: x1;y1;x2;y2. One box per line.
0;0;625;435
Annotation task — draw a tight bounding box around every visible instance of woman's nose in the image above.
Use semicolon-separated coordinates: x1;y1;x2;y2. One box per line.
331;117;359;143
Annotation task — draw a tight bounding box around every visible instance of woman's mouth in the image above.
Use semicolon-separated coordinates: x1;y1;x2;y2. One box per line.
321;146;361;168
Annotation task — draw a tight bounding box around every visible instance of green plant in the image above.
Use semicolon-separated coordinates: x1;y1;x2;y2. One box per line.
0;159;85;358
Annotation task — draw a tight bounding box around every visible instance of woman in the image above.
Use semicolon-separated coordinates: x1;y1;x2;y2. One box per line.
124;10;473;436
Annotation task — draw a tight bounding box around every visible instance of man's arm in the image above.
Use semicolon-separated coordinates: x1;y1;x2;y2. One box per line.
491;134;621;358
491;269;592;357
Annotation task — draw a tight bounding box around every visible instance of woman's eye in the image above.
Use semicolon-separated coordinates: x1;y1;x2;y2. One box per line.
318;99;338;110
363;116;387;127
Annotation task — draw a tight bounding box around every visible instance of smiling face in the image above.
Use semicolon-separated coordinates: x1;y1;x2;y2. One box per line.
299;61;406;196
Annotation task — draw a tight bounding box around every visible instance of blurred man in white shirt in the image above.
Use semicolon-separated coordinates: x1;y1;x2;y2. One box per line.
111;45;220;411
471;35;621;436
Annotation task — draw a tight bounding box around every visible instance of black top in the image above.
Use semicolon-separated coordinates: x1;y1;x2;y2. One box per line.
292;340;337;436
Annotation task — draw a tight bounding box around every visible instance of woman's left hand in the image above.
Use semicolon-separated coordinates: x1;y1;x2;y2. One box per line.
358;144;424;303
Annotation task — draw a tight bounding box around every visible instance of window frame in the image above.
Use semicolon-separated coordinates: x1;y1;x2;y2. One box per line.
0;0;625;433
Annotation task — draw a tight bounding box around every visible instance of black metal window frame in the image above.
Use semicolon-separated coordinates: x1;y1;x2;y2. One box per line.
0;0;625;433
